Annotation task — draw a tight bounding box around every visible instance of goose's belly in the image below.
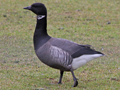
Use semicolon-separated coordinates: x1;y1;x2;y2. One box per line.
72;54;103;70
35;45;73;71
36;53;71;71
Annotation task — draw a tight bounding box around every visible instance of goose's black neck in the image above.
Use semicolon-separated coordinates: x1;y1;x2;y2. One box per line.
34;15;51;50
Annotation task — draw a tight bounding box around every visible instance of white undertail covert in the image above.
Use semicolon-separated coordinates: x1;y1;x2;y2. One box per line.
72;54;104;70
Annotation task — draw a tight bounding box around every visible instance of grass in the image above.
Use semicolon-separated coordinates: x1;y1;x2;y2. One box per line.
0;0;120;89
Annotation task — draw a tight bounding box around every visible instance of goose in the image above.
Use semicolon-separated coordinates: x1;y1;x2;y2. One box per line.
23;3;104;87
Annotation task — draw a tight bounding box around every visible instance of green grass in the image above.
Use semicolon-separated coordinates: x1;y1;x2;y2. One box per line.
0;0;120;90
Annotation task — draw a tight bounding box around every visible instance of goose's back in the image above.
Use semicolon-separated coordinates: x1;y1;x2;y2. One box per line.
49;38;81;55
49;38;103;58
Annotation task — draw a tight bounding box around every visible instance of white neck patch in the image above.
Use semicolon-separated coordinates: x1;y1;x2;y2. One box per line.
37;15;45;20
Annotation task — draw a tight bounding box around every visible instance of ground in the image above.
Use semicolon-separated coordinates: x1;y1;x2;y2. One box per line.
0;0;120;90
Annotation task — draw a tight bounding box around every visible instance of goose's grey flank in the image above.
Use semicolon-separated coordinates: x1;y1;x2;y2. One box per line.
24;3;104;87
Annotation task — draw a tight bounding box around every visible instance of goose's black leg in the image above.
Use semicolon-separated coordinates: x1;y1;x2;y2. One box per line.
70;69;78;87
58;70;64;84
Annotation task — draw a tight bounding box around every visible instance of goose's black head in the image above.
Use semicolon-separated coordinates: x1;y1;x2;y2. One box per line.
24;3;47;16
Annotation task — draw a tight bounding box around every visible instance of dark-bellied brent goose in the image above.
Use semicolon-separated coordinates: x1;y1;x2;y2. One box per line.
24;3;104;87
